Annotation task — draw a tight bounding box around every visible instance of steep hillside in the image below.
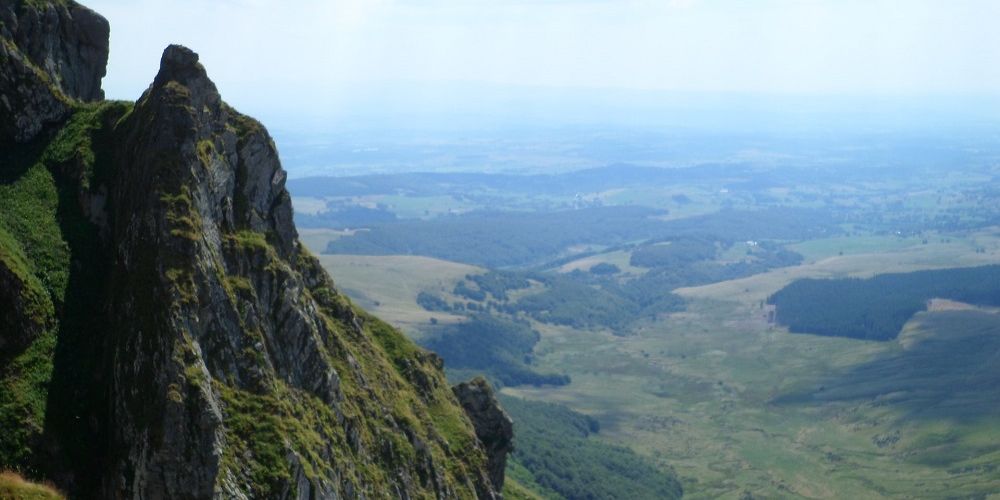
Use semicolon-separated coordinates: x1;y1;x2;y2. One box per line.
0;1;510;498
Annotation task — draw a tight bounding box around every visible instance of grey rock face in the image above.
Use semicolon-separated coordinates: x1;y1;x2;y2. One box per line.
0;35;70;142
102;44;503;499
453;377;515;492
0;0;109;101
104;43;336;498
0;0;109;143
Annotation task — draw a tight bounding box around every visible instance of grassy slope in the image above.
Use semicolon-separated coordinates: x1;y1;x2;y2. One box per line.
317;254;484;336
0;471;63;500
555;249;648;277
297;227;355;255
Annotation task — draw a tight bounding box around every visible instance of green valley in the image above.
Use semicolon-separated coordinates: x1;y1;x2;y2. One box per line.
302;157;1000;498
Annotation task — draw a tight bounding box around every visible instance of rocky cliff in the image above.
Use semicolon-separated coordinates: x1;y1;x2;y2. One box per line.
0;1;510;498
0;0;107;142
453;378;514;492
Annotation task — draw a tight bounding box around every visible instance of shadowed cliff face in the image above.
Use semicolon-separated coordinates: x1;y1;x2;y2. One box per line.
0;2;510;498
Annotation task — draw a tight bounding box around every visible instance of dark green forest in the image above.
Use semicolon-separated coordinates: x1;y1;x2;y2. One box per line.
419;315;569;387
499;395;683;500
629;237;719;268
768;265;1000;340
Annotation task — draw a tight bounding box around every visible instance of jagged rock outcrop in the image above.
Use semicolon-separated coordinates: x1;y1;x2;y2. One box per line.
453;378;514;492
0;2;509;498
102;43;500;499
0;0;108;143
0;0;109;100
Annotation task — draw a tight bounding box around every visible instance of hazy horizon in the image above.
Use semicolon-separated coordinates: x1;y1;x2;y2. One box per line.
85;0;1000;132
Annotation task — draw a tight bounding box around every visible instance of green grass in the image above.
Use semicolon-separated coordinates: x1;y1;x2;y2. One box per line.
317;254;483;335
296;228;356;254
196;139;215;167
216;383;296;497
554;249;647;277
0;132;67;471
789;234;929;262
0;163;69;301
0;226;54;330
160;187;202;241
0;330;56;467
225;230;270;252
0;471;64;500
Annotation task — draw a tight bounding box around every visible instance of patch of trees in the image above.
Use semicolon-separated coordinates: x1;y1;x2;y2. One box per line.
611;247;802;306
768;265;1000;340
629;237;718;268
421;248;803;333
499;395;683;500
513;277;644;330
466;272;530;300
428;269;687;331
453;281;487;301
589;262;620;275
419;315;569;387
415;291;450;312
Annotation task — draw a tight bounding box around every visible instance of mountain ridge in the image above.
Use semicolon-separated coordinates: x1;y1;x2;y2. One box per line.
0;1;511;498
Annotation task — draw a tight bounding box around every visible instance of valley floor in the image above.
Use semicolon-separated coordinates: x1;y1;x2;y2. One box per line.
504;229;1000;498
314;226;1000;498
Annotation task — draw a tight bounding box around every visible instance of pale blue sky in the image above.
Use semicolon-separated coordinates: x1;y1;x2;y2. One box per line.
85;0;1000;126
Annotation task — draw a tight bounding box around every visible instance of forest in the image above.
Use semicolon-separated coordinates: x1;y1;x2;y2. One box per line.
418;315;570;387
499;395;683;500
768;265;1000;340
